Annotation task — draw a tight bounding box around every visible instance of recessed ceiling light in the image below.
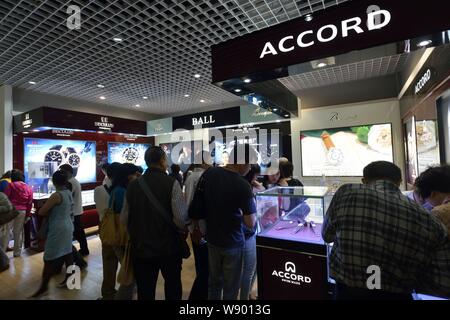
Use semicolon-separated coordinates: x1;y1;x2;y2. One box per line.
418;40;432;47
28;81;36;85
184;94;190;98
33;129;40;132
99;96;106;100
200;99;206;103
317;62;327;68
97;84;105;88
244;79;251;83
273;108;278;112
276;120;281;123
305;14;313;22
113;37;123;42
135;104;141;108
234;89;242;93
284;114;289;117
194;74;201;78
143;96;148;100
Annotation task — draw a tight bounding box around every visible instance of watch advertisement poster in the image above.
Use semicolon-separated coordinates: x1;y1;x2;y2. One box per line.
300;123;394;177
24;138;97;192
416;120;440;174
108;142;151;170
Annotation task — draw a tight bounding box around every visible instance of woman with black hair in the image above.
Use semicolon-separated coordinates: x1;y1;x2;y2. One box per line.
31;170;74;298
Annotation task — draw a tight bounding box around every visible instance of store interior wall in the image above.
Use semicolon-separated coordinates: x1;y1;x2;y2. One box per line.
290;98;405;187
12;88;157;121
0;85;13;174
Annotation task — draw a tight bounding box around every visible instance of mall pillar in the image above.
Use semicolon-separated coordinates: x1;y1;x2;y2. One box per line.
0;85;13;174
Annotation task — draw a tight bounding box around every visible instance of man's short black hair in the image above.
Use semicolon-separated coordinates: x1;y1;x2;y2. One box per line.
171;164;181;174
415;165;450;199
122;163;140;176
363;161;401;183
101;162;109;171
106;162;122;179
59;164;74;175
145;146;166;167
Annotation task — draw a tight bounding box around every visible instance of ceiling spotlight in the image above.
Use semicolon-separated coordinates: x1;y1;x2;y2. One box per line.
284;114;289;118
28;81;36;85
97;84;105;88
273;108;278;112
99;96;106;100
143;96;148;100
234;89;242;93
305;14;313;22
194;74;201;78
317;62;327;68
135;104;141;108
244;79;251;83
200;99;206;103
418;40;432;47
113;37;123;42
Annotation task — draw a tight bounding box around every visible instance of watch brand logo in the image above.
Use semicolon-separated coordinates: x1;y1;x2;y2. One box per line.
192;115;215;126
52;129;74;137
285;262;296;273
415;69;432;95
22;113;32;128
259;6;391;59
66;5;81;30
329;112;357;122
95;117;115;130
272;261;312;286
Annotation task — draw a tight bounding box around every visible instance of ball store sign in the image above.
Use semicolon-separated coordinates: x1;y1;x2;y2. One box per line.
259;7;391;59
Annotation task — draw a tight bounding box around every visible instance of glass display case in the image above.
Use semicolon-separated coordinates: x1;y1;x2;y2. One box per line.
256;186;329;245
255;186;332;300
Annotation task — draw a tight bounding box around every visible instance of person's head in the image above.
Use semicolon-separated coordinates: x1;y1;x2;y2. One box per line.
10;169;25;182
279;161;294;179
145;146;168;171
222;151;230;165
52;170;68;189
1;171;11;180
245;164;261;184
59;164;74;178
106;162;121;180
111;164;129;189
228;143;258;176
101;163;109;176
362;161;402;187
122;163;140;183
171;164;181;175
414;165;450;207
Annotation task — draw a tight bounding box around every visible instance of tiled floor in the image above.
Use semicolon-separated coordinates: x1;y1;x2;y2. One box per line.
0;235;197;300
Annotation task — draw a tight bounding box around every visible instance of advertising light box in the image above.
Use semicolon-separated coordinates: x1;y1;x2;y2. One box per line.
300;123;394;177
107;142;151;170
24;138;97;192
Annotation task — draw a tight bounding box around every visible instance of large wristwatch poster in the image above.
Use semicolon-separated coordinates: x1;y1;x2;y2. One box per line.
24;138;97;192
107;142;151;170
300;123;394;177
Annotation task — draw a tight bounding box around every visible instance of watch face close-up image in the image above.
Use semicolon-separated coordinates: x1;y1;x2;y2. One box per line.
67;153;81;168
44;150;64;165
122;147;139;164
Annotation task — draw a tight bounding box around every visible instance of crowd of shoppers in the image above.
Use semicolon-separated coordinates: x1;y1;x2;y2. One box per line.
2;144;450;301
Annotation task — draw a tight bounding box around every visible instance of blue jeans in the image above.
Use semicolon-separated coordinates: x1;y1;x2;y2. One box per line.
240;234;257;300
208;243;243;300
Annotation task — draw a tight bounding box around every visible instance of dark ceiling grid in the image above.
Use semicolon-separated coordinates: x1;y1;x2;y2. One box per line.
0;0;359;114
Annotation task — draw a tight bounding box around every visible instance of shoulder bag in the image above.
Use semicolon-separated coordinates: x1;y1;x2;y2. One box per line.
0;206;19;226
138;177;190;259
99;191;129;246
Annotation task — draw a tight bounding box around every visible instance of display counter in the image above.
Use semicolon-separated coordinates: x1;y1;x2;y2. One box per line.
256;186;332;300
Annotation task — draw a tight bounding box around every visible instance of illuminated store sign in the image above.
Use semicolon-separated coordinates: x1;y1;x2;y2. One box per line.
94;117;115;131
260;9;391;59
192;115;215;126
272;262;312;285
22;113;32;128
415;69;432;95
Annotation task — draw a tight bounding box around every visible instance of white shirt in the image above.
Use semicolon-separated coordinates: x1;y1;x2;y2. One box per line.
69;177;83;216
184;167;206;235
94;184;110;222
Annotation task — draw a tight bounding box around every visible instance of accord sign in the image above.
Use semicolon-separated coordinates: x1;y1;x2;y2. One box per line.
260;8;391;59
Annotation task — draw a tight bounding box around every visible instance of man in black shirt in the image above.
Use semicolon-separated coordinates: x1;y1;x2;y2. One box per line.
194;143;257;300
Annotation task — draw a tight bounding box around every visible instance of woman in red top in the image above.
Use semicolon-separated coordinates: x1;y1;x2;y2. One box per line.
4;170;33;257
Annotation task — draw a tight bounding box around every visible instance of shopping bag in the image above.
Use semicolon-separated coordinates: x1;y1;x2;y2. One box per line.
117;243;133;286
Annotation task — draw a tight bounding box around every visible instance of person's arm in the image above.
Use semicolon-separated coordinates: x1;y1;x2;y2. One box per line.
0;193;13;213
243;213;256;229
171;181;189;232
321;189;340;243
26;187;34;216
38;193;62;217
241;189;257;229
